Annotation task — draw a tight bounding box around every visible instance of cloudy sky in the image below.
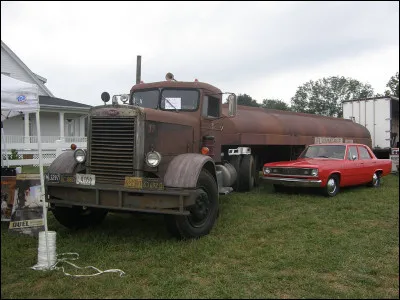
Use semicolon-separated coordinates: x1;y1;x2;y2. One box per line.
1;1;399;106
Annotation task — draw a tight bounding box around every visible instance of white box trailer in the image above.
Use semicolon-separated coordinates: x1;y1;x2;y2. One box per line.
343;96;399;171
343;96;399;151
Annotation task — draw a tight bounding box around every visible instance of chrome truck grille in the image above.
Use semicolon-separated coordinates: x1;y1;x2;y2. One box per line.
89;117;136;185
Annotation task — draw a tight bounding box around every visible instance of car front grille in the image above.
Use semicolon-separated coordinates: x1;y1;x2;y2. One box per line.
89;117;136;185
270;168;313;176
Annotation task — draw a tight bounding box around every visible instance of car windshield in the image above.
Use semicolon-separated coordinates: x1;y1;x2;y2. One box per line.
299;145;346;159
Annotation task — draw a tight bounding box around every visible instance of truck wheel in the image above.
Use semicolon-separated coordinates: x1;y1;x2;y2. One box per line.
164;169;219;239
52;206;108;229
367;172;381;187
237;155;255;192
323;175;340;197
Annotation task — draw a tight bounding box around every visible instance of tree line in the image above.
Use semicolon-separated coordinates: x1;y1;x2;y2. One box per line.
235;72;399;117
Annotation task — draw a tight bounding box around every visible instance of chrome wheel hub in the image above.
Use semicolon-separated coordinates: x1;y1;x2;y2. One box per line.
327;178;336;194
372;173;378;186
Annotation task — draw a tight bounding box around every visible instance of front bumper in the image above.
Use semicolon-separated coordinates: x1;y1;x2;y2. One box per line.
46;182;199;215
262;176;322;187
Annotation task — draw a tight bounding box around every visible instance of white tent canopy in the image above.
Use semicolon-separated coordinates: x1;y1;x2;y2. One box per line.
1;74;40;121
1;74;51;268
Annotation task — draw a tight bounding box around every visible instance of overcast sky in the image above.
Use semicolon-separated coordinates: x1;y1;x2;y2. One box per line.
1;1;399;106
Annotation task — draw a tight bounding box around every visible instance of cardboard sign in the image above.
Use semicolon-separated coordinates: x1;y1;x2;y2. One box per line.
8;174;44;237
1;176;17;222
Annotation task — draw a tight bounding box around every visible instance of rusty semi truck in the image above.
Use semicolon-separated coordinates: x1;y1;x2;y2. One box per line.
45;75;372;239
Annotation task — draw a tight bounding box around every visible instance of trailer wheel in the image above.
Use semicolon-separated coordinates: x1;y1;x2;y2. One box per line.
52;206;108;229
164;169;219;239
237;155;255;192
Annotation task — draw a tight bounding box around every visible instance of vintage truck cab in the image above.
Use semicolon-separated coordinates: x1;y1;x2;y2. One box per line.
45;74;240;239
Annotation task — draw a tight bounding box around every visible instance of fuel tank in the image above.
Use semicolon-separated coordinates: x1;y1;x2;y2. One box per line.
221;104;372;147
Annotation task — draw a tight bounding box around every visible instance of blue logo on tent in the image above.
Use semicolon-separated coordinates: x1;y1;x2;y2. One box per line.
17;95;26;102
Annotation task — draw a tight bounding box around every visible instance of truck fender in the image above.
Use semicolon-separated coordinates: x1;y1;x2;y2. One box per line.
47;150;85;174
163;153;216;188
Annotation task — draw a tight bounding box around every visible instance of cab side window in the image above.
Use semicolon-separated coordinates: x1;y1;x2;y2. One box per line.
358;146;372;159
202;96;220;118
347;146;358;160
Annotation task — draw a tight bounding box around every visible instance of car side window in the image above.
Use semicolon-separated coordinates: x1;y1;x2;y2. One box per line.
347;146;358;160
358;146;372;159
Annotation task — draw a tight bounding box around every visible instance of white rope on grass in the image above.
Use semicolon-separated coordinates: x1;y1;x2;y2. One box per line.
31;231;125;277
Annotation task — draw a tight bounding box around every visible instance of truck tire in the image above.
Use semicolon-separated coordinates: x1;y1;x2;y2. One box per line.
237;155;255;192
164;169;219;239
52;206;108;230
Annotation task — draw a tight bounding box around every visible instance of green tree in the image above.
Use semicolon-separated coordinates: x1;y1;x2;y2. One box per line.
261;99;291;111
237;94;260;107
291;76;374;117
384;72;399;97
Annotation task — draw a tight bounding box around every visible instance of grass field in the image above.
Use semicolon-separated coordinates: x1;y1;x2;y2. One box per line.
1;175;399;299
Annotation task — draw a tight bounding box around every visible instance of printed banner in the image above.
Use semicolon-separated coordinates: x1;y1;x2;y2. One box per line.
8;174;44;237
1;176;17;222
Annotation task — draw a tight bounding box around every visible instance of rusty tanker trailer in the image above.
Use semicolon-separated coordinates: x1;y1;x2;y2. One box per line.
45;76;371;239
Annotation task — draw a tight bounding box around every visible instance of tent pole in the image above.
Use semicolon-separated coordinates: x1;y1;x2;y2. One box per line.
1;122;10;167
36;110;50;269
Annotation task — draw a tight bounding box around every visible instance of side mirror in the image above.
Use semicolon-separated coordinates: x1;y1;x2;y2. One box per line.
228;94;237;117
352;155;357;161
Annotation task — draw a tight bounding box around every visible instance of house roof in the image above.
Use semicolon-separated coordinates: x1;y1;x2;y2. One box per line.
1;40;54;97
39;95;92;110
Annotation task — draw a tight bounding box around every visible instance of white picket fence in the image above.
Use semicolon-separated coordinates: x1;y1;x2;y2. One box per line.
1;136;87;167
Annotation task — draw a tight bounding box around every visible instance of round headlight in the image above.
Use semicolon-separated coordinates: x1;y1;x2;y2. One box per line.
311;169;318;176
145;151;161;167
263;167;271;175
74;149;86;163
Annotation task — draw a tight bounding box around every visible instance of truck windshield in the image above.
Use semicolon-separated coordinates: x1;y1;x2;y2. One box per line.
160;89;199;111
299;145;346;159
130;89;199;111
130;90;159;108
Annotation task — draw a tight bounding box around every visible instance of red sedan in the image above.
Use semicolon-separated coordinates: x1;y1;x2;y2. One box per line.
262;143;392;197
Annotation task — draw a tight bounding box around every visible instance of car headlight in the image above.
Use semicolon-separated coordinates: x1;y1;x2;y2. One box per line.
74;149;86;163
145;151;161;167
311;169;318;176
263;167;271;175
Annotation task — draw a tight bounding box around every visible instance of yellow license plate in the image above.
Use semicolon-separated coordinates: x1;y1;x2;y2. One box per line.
124;177;164;190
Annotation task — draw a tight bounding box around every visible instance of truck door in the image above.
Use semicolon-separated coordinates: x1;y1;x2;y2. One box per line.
200;95;223;162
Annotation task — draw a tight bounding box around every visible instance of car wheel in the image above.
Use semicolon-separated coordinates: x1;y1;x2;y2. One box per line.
367;172;381;187
324;175;340;197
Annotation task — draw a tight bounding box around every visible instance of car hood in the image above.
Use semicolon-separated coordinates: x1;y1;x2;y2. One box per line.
265;158;343;168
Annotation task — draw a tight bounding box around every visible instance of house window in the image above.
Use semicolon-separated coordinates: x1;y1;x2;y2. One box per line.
66;119;75;136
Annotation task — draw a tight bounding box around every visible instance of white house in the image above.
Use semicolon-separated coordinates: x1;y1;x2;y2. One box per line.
1;40;91;165
1;40;91;144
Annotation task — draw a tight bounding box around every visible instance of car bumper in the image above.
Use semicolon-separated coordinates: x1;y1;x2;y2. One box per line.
262;176;322;187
